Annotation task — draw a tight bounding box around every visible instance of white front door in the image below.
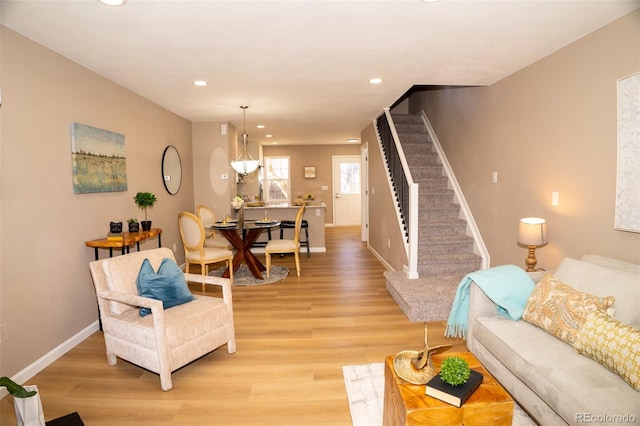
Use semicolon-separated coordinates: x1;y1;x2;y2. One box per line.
332;155;361;226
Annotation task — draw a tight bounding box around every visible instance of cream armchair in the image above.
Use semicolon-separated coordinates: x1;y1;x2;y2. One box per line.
88;247;236;391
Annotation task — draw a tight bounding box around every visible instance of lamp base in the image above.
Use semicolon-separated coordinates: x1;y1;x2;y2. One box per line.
524;246;538;272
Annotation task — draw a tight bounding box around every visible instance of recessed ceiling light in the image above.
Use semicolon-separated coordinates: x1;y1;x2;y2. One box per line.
347;138;359;143
257;124;266;129
420;0;442;3
98;0;126;5
272;141;278;145
265;134;273;138
369;78;383;84
193;80;207;87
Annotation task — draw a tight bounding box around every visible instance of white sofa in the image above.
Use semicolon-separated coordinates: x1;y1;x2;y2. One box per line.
467;255;640;425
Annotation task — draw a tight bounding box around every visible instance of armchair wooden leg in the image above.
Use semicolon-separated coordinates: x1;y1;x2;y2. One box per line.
106;353;117;366
227;332;237;354
160;371;173;391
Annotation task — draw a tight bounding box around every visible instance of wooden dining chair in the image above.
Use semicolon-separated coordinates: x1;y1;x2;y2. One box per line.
196;205;232;249
178;211;234;292
264;205;306;277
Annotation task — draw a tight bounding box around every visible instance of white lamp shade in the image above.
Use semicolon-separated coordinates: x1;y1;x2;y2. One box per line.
231;129;259;176
231;159;259;175
518;217;548;246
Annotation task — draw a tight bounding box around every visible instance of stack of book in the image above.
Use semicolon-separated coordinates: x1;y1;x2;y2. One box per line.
425;370;483;407
107;232;124;241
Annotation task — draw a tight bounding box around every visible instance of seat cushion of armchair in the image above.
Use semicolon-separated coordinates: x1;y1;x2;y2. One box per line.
103;295;231;353
473;314;639;422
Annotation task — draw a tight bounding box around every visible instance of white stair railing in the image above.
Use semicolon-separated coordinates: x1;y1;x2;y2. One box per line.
374;108;420;279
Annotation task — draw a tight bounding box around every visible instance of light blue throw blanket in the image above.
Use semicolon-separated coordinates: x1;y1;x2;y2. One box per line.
445;265;535;339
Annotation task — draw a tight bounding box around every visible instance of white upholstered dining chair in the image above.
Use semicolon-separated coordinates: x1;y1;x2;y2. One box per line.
265;205;306;277
88;247;236;391
196;205;232;249
178;211;234;292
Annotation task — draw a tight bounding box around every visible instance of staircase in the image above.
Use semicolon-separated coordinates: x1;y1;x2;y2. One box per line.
382;113;482;322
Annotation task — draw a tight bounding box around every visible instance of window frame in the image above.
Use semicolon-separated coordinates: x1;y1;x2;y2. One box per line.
263;156;291;203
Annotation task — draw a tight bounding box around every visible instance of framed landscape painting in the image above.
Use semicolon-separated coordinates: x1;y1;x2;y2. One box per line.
71;122;127;193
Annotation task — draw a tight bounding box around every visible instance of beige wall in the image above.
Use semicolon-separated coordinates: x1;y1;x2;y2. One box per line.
192;121;238;218
190;130;349;223
262;144;361;224
409;10;640;271
0;28;194;377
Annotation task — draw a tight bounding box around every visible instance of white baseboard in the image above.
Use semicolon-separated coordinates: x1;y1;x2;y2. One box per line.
248;247;326;254
367;243;395;272
1;320;100;399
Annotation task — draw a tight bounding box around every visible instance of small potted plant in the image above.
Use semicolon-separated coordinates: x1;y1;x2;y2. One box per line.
439;356;471;386
425;355;483;407
133;192;157;231
127;218;140;233
1;377;44;425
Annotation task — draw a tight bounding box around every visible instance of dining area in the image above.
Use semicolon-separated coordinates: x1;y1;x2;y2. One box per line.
177;202;310;288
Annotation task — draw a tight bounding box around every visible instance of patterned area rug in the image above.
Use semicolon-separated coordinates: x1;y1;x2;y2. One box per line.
208;265;288;286
342;363;536;426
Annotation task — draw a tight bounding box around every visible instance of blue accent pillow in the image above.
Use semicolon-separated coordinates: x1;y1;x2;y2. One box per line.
136;258;195;317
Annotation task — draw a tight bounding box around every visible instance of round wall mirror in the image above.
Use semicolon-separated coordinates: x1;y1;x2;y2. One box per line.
162;145;182;195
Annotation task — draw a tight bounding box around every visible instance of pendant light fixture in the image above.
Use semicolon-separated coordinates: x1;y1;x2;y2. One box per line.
230;105;260;176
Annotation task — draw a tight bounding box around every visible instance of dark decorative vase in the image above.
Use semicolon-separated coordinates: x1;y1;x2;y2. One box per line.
110;221;123;233
141;220;152;231
128;222;140;232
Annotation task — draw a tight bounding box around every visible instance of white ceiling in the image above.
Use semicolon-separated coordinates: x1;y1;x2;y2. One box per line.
2;0;638;145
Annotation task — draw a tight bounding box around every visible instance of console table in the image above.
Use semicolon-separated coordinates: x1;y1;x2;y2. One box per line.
85;228;163;260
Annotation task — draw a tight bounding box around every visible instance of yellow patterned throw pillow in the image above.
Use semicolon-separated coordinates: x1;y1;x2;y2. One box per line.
574;310;640;391
522;275;615;345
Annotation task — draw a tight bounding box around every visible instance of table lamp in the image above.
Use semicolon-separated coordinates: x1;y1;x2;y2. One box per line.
518;217;548;272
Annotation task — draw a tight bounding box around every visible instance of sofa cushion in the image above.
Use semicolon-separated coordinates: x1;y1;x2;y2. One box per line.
136;258;195;317
582;254;640;274
472;315;640;421
522;274;614;345
554;258;640;328
574;310;640;391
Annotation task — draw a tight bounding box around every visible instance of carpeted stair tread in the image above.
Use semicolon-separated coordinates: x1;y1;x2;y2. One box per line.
418;219;468;235
394;124;427;133
417;252;481;264
392;114;423;122
417;177;451;191
422;233;474;243
422;208;462;220
411;167;445;180
384;271;462;322
419;193;455;205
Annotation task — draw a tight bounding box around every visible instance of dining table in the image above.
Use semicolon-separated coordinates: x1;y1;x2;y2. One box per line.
210;219;281;280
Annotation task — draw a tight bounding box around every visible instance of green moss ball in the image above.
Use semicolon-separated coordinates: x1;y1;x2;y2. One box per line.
439;356;471;386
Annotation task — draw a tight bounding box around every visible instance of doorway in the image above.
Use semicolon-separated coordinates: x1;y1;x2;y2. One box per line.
332;155;361;226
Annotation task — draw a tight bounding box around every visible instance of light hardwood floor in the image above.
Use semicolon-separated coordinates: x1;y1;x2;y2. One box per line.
0;226;465;425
